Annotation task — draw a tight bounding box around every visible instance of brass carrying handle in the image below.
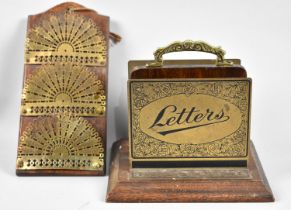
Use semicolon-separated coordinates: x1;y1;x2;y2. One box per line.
147;40;232;67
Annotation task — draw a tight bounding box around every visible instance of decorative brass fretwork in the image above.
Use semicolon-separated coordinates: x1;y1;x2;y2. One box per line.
17;114;104;170
21;62;106;116
25;12;107;66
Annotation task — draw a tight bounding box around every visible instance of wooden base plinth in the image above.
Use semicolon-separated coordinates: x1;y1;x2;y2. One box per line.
106;139;274;202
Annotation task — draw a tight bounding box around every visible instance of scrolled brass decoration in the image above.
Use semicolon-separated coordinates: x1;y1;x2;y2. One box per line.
25;12;107;66
129;79;250;161
17;114;104;170
21;62;106;116
147;40;233;67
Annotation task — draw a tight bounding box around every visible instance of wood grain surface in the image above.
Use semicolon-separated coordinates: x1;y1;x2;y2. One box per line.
106;139;274;202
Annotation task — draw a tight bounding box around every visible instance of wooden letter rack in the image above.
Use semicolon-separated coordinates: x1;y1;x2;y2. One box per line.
106;40;274;202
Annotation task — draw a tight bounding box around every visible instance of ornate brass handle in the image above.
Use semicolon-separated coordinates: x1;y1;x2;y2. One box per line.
147;40;232;67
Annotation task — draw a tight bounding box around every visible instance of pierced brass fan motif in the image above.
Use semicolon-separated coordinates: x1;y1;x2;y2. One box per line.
25;12;107;66
17;114;104;170
22;62;106;116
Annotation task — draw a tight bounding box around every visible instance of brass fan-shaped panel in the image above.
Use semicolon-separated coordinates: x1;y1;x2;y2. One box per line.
17;114;104;170
22;63;106;116
25;12;107;66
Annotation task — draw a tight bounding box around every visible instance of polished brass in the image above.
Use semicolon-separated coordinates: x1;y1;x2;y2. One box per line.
25;12;107;66
21;62;106;116
147;40;233;67
17;114;104;170
131;168;251;179
128;78;251;162
139;94;242;145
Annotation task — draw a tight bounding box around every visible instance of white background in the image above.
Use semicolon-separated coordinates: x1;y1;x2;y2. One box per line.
0;0;290;209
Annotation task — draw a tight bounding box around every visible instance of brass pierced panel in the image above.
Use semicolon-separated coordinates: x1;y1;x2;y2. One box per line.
22;63;106;116
25;12;107;66
17;115;104;170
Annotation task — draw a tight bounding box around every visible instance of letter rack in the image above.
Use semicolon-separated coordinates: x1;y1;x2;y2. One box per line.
128;40;251;168
106;40;274;202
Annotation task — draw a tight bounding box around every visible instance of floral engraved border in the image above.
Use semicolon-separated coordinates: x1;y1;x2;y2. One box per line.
130;80;250;159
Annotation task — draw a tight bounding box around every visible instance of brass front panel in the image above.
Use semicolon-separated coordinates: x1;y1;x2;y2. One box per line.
25;12;107;66
17;114;104;171
129;78;251;162
21;63;106;117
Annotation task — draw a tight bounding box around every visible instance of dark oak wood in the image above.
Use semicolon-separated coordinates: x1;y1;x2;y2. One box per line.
106;139;274;202
16;2;109;176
